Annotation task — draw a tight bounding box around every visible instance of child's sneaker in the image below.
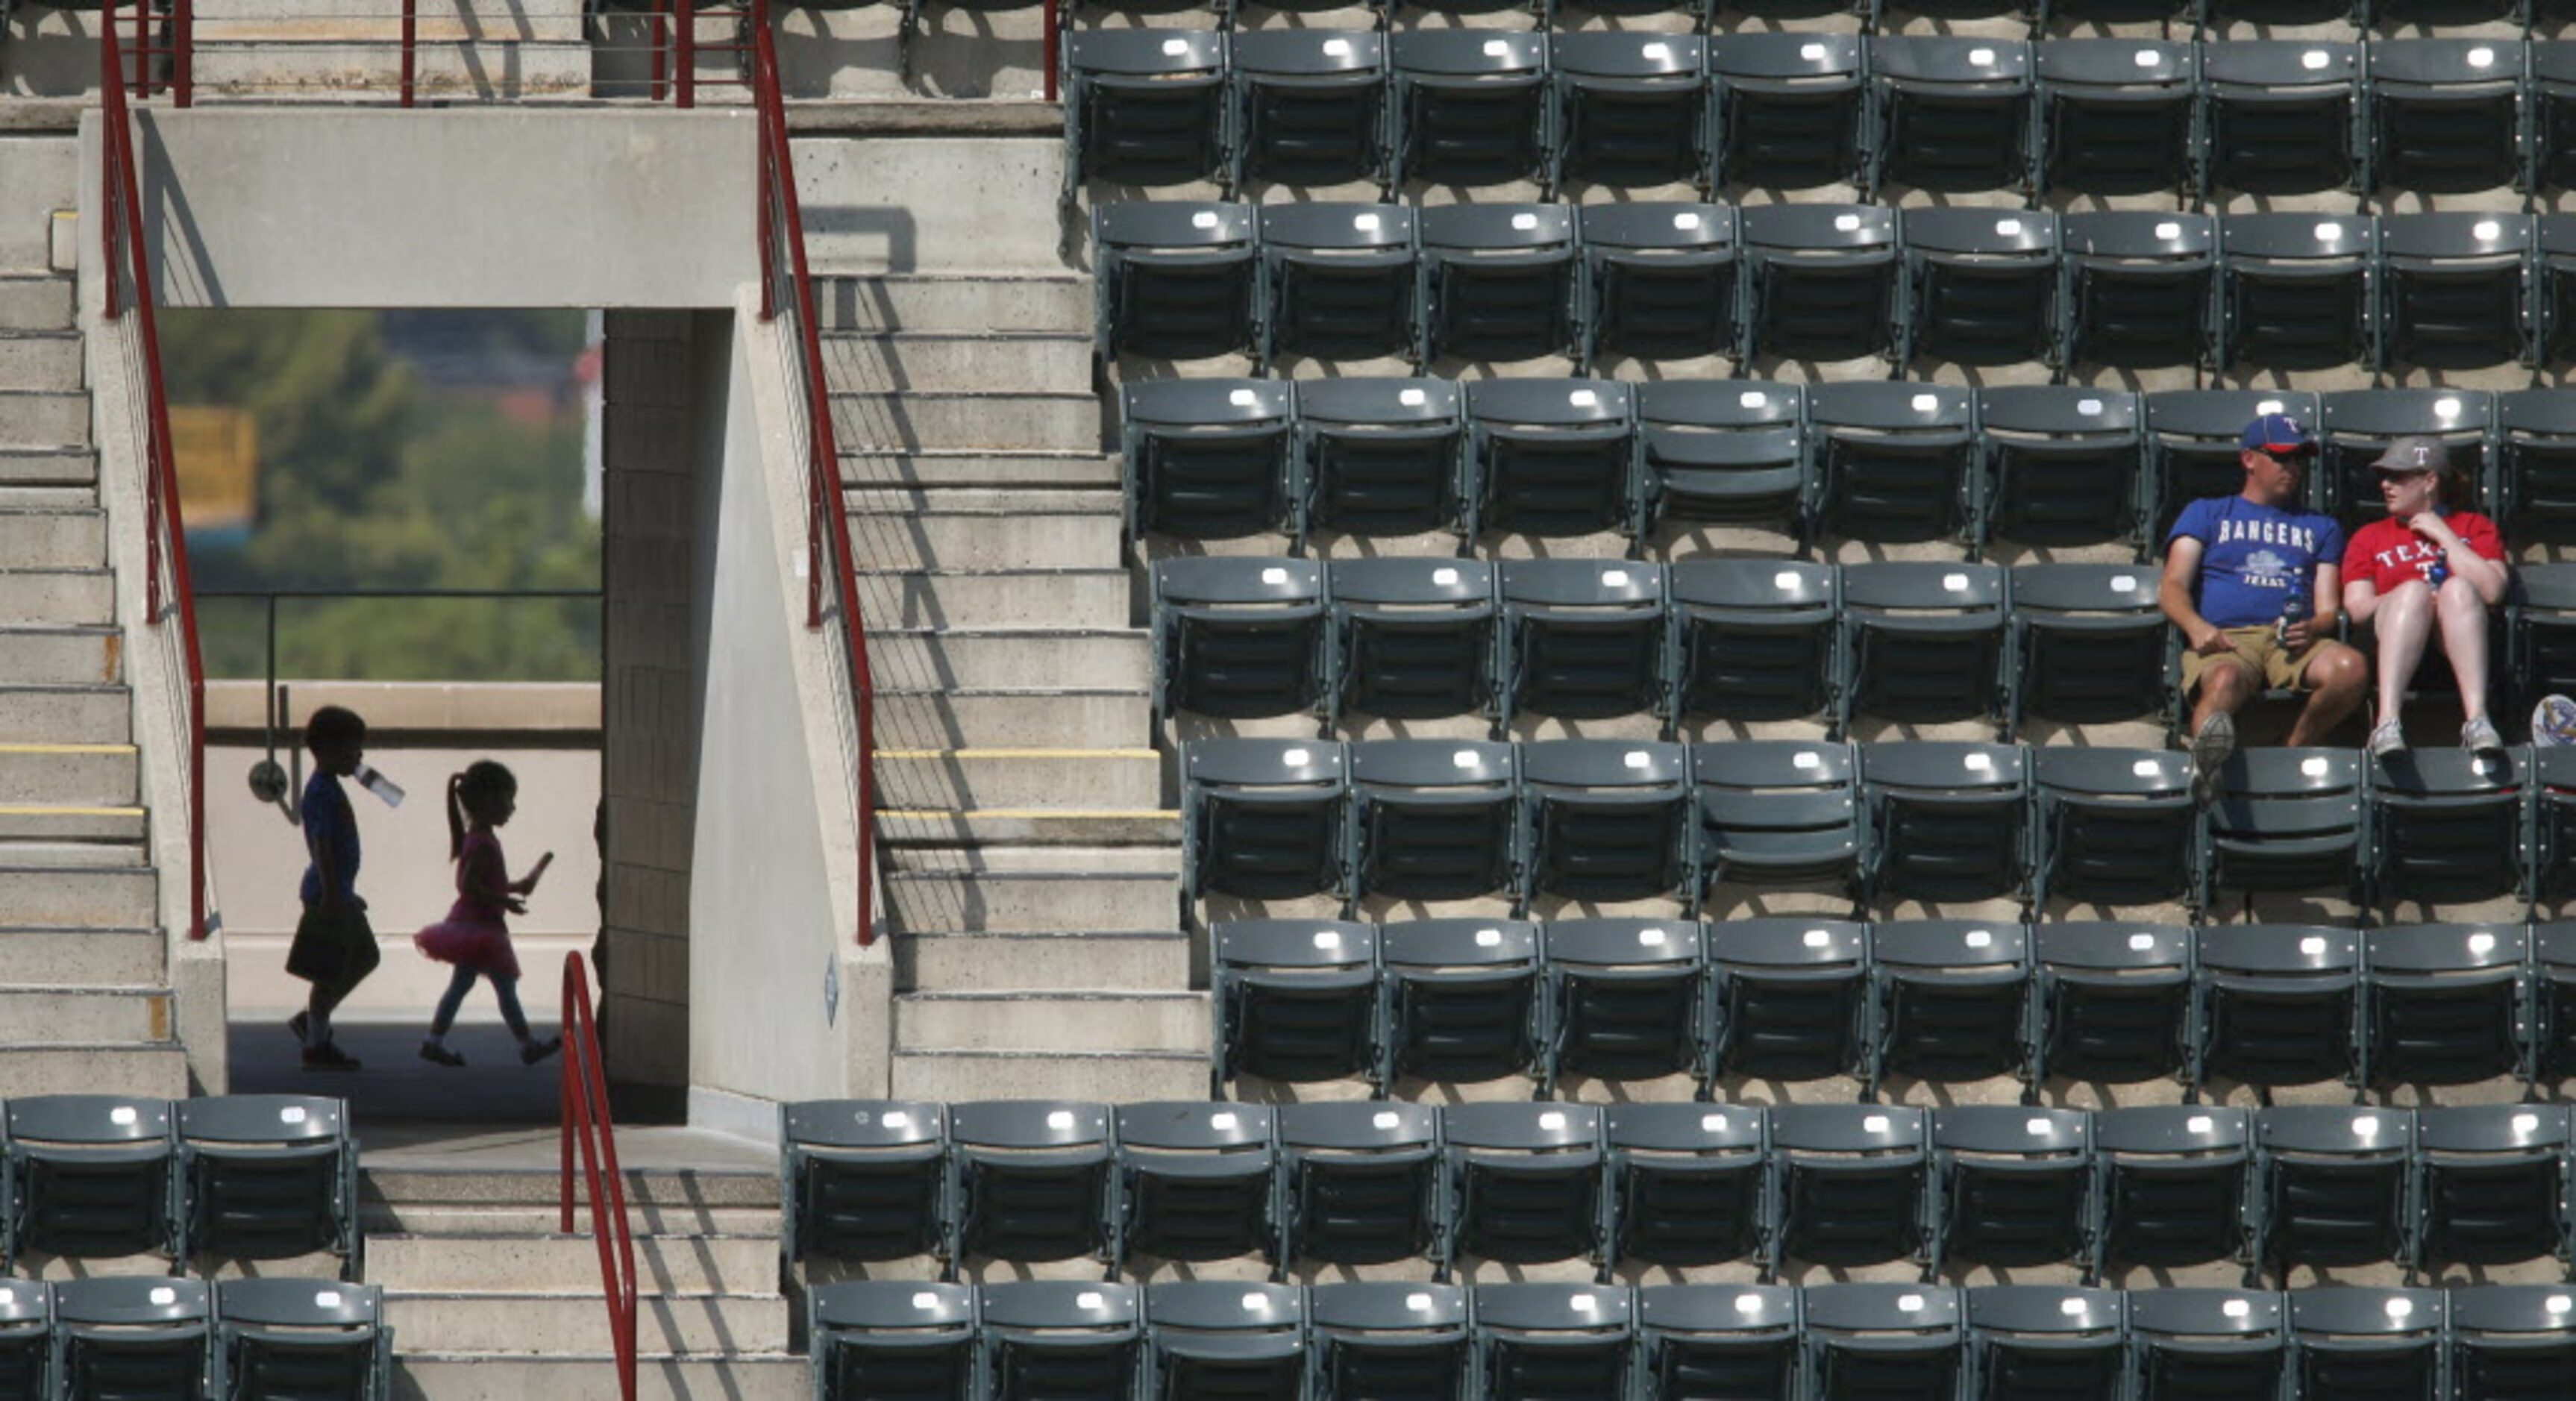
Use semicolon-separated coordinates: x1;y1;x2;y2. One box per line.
520;1037;562;1065
301;1043;361;1072
2460;715;2505;758
419;1042;466;1068
2368;718;2407;758
287;1011;310;1047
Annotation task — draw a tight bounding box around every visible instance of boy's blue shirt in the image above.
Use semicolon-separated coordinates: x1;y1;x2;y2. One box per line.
300;768;360;907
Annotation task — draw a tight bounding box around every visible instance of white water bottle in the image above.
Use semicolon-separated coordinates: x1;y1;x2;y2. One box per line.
354;764;406;809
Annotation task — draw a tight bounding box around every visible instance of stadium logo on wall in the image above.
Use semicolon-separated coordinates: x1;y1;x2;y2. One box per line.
2536;695;2576;748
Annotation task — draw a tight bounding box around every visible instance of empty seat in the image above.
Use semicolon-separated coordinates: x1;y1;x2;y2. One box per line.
1812;383;1977;551
1519;739;1690;905
1277;1102;1441;1268
1214;920;1378;1090
2149;389;2322;543
213;1279;386;1401
1932;1108;2093;1275
1153;557;1327;724
1708;918;1870;1085
1635;1284;1799;1400
781;1100;946;1267
980;1281;1142;1401
0;1280;42;1401
1899;209;2056;372
1115;1101;1276;1268
2365;924;2526;1091
1350;741;1519;906
2031;921;2194;1091
2195;924;2363;1094
1690;739;1861;907
1838;561;2006;733
2545;216;2576;372
1307;1282;1468;1400
2034;39;2197;201
1859;742;2029;906
1123;377;1297;542
2255;1106;2413;1282
1965;1285;2125;1400
2498;389;2576;549
1418;204;1577;366
1142;1280;1303;1401
2536;45;2576;199
1326;557;1494;724
1297;377;1461;545
1709;34;1866;194
1978;388;2143;557
2287;1287;2444;1401
2201;747;2366;906
1869;38;2033;199
1391;31;1549;190
1772;1107;1933;1273
1258;203;1417;368
177;1095;355;1272
2541;921;2576;1085
948;1100;1112;1267
2126;1287;2283;1400
1550;34;1708;194
2062;212;2217;374
1870;921;2031;1093
1543;918;1708;1092
2368;40;2523;198
2377;213;2533;374
2319;387;2491;530
5;1095;176;1264
1182;739;1348;904
2220;213;2375;374
1740;204;1899;367
1497;560;1665;724
1635;380;1802;544
2202;41;2363;199
1441;1103;1605;1271
1467;378;1636;540
2093;1107;2254;1280
1471;1283;1632;1400
2031;747;2197;909
2368;747;2526;907
2006;564;2169;734
1606;1107;1768;1273
2414;1106;2571;1279
1801;1283;1961;1400
1066;31;1228;195
1579;204;1738;370
1669;559;1837;726
54;1276;209;1401
2451;1283;2576;1401
1231;30;1386;191
2540;741;2576;909
1381;918;1544;1085
1096;201;1256;362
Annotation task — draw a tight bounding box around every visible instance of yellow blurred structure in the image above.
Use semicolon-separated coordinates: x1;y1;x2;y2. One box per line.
170;404;259;533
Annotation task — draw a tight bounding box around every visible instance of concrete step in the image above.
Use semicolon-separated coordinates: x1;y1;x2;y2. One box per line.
776;7;1048;101
0;684;130;743
0;818;146;853
364;1168;775;1217
384;1290;788;1355
0;569;112;625
188;45;592;100
0;1044;188;1098
842;451;1118;489
894;928;1193;992
0;927;163;985
368;1232;774;1295
869;628;1149;691
846;505;1122;571
0;449;97;487
891;1048;1209;1102
0;865;154;927
830;392;1100;453
0;627;122;685
0;277;73;333
881;866;1179;934
821;331;1093;395
395;1354;804;1401
0;333;80;392
0;392;88;449
0;742;137;805
852;568;1130;630
874;748;1161;810
814;275;1091;336
897;990;1209;1053
362;1205;780;1241
872;689;1150;751
883;843;1181;875
0;510;104;569
877;808;1179;847
794;138;1065;275
0;985;168;1042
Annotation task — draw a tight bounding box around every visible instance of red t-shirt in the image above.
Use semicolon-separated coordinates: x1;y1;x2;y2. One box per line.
2340;510;2504;594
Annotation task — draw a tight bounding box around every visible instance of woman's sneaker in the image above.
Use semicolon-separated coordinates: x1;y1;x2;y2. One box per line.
301;1042;360;1072
419;1042;466;1068
2459;715;2505;757
2368;718;2407;758
520;1037;562;1065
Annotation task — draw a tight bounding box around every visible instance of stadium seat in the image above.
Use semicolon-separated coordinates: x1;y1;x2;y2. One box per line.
2373;0;2517;27
1095;201;1257;362
1740;204;1899;367
1964;1285;2125;1400
1348;740;1519;906
1635;1284;1799;1399
1295;377;1461;545
1497;560;1666;725
1182;739;1348;905
54;1277;209;1401
1122;377;1297;542
2255;1106;2414;1282
1708;34;1867;194
1390;31;1549;190
1542;918;1708;1093
0;1280;43;1401
2413;1105;2572;1280
2286;1286;2445;1400
2201;747;2366;907
2149;389;2325;543
2536;46;2576;200
2497;389;2576;549
2031;747;2197;910
2061;212;2218;374
1771;1107;1932;1274
1808;381;1976;549
1141;1280;1303;1401
2194;924;2363;1094
1868;37;2034;200
2375;213;2533;374
1381;918;1544;1085
813;1285;974;1401
979;1280;1141;1400
2005;564;2171;734
1931;1108;2093;1276
1471;1283;1632;1400
1230;30;1387;192
1306;1282;1468;1400
1635;380;1802;543
780;1100;946;1268
2363;924;2528;1092
2319;387;2492;530
1899;209;2056;372
1440;1103;1605;1272
2539;742;2576;910
2450;1284;2576;1401
2124;1286;2283;1400
1550;34;1708;195
1669;559;1838;727
1868;920;2031;1094
212;1279;386;1401
1065;31;1229;198
2545;216;2576;372
1799;1283;1960;1400
2201;40;2363;199
1858;742;2030;906
1708;918;1870;1085
1605;1106;1768;1273
1152;557;1328;724
947;1101;1113;1269
2031;921;2194;1091
1579;204;1739;372
2367;40;2523;198
2542;922;2576;1085
5;1095;176;1264
1417;204;1577;366
1690;739;1861;908
1465;377;1637;541
1213;920;1379;1091
1257;203;1417;369
1519;739;1690;905
2093;1107;2254;1281
1976;387;2143;557
1114;1102;1275;1268
176;1095;356;1273
2034;40;2198;202
2219;213;2375;374
1325;557;1495;724
1837;561;2007;734
1277;1103;1441;1270
2367;748;2527;907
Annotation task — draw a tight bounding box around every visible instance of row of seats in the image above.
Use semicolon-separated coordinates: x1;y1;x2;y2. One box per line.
1182;737;2572;912
1121;379;2576;550
1210;915;2573;1094
1057;0;2575;35
0;1276;384;1401
811;1278;2576;1401
1068;32;2573;201
783;1097;2576;1282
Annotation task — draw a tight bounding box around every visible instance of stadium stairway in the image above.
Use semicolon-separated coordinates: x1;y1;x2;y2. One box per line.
0;134;187;1100
181;0;592;102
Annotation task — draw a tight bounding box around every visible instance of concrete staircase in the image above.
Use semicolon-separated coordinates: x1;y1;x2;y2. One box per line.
815;254;1201;1103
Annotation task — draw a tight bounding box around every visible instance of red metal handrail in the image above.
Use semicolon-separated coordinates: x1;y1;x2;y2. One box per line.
751;5;878;947
98;8;210;943
558;953;639;1401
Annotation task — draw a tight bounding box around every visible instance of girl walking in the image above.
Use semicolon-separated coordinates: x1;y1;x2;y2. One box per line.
415;760;561;1066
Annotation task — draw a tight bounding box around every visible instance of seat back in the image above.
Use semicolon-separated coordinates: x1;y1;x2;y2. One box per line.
1497;560;1666;724
1708;918;1869;1083
1836;560;2005;729
1870;921;2031;1093
1277;1103;1442;1268
980;1280;1143;1401
1604;1105;1767;1270
1808;380;1977;547
1114;1103;1275;1270
2368;40;2524;198
1870;38;2034;199
1708;33;1866;192
1326;556;1494;721
1543;918;1708;1091
947;1101;1113;1267
1801;1283;1963;1398
1635;1284;1798;1399
2196;924;2363;1093
1858;742;2029;906
2498;387;2576;548
1771;1109;1932;1273
2370;746;2528;908
1380;918;1544;1085
1350;739;1518;904
781;1100;946;1266
1932;1108;2092;1274
1068;29;1227;191
2034;39;2196;199
1465;377;1638;539
1232;30;1386;189
213;1279;385;1401
2287;1287;2445;1400
2416;1106;2572;1277
2450;1282;2576;1400
1691;739;1861;903
1967;1285;2125;1400
7;1096;177;1264
1143;1280;1303;1401
1520;739;1690;904
811;1280;976;1401
2377;212;2533;374
1153;557;1327;723
1258;202;1417;368
2363;921;2528;1087
1183;739;1349;903
1123;377;1297;541
1472;1282;1633;1400
2219;212;2375;374
1552;33;1708;192
1419;203;1577;366
2255;1106;2415;1279
1213;919;1378;1089
2126;1287;2284;1399
1096;200;1257;362
1740;203;1899;366
1634;377;1799;536
2202;40;2362;198
2203;747;2365;904
1976;386;2143;554
1307;1282;1469;1401
1580;204;1738;369
2094;1108;2254;1276
2062;212;2216;372
1441;1104;1605;1270
2031;921;2193;1089
1391;31;1549;189
55;1277;209;1401
176;1095;354;1269
1668;558;1837;724
1294;375;1459;542
2031;746;2196;909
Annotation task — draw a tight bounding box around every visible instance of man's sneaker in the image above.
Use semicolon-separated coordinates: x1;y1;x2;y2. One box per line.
2368;718;2407;759
2190;711;2236;806
419;1042;466;1068
301;1043;361;1072
2460;715;2505;757
520;1037;563;1065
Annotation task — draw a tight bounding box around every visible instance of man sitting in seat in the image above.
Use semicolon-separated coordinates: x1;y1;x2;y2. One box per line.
2340;435;2511;759
2158;412;2369;803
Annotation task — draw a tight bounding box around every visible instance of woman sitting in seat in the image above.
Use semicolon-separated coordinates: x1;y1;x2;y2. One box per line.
2340;436;2513;757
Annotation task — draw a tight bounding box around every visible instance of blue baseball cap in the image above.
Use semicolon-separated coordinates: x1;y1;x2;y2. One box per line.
2240;413;2316;457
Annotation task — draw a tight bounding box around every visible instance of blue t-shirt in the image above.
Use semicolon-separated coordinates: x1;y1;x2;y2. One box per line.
299;770;360;907
2167;495;2345;630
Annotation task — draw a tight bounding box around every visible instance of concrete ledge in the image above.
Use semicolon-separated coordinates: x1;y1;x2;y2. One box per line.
204;680;601;736
0;103;82;134
787;101;1059;137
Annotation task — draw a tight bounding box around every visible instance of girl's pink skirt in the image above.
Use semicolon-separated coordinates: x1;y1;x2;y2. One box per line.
414;917;521;980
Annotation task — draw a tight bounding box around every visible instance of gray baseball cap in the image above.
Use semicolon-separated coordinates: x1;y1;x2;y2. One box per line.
2371;436;2448;474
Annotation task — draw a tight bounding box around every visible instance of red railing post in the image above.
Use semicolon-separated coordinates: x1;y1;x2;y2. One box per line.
400;0;417;106
172;0;192;106
1042;0;1057;103
675;0;697;107
558;954;638;1401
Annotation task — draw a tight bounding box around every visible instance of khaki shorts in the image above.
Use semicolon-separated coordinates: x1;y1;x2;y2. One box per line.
2181;624;2325;695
